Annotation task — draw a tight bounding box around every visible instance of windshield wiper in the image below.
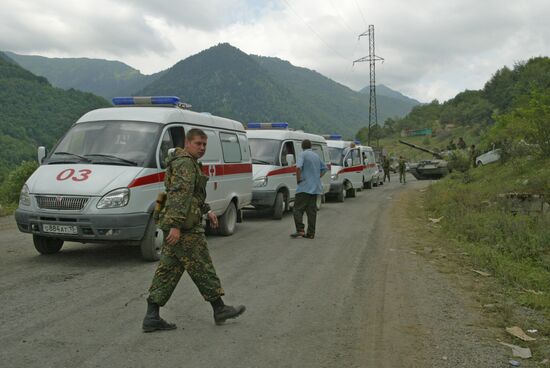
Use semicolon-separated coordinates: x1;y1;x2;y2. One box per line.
52;152;91;162
84;154;137;166
252;159;272;165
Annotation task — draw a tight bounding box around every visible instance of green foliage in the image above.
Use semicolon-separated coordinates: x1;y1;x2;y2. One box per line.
487;90;550;156
0;52;110;184
5;51;165;100
425;156;550;311
0;161;38;205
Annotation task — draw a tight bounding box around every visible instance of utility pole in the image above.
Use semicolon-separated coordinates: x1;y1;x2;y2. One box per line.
353;25;384;146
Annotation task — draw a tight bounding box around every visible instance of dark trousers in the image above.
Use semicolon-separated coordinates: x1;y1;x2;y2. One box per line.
383;170;390;182
293;192;318;235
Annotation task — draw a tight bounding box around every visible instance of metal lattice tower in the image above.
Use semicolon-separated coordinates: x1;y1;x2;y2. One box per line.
353;25;384;146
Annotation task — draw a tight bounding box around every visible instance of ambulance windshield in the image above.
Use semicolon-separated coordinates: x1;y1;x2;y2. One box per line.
328;147;344;166
249;138;280;165
49;121;159;166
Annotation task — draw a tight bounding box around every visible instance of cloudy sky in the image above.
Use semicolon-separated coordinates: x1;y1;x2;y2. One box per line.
1;0;549;102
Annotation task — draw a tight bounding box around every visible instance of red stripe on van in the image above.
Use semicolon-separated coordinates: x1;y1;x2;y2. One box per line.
267;166;296;176
363;163;377;169
338;166;364;174
128;172;165;188
129;163;252;188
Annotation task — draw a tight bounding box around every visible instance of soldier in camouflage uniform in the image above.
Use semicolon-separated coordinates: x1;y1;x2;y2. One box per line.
382;155;391;182
142;128;245;332
398;156;407;184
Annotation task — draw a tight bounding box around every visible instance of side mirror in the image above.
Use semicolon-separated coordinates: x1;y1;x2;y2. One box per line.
286;154;295;166
37;146;46;164
346;158;352;167
167;148;176;157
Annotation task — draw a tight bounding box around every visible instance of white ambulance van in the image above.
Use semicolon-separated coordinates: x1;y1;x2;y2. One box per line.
15;96;252;261
358;145;378;189
246;123;331;219
326;136;364;202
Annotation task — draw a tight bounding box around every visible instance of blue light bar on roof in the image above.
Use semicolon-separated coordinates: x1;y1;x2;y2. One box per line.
354;139;361;144
324;134;342;140
247;122;289;129
112;96;181;106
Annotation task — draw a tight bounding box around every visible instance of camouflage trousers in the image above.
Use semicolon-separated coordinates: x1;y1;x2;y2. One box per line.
147;231;224;306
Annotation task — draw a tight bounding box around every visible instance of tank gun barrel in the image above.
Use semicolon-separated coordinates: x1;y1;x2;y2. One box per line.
398;140;443;159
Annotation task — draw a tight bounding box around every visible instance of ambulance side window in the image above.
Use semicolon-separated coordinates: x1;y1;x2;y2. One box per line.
311;144;323;160
202;129;221;163
351;149;361;166
237;134;250;162
220;132;242;163
280;141;295;166
158;126;185;169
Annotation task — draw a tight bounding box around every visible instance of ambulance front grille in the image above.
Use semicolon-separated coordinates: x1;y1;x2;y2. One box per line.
35;195;89;210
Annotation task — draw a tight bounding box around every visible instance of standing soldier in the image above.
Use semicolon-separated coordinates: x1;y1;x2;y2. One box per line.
457;137;467;150
398;155;407;184
142;128;245;332
382;155;391;182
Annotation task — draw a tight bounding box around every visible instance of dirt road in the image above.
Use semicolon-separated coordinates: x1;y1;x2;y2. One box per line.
0;176;511;367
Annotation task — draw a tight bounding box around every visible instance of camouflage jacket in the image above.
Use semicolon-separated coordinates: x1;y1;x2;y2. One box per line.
158;148;210;231
398;158;407;172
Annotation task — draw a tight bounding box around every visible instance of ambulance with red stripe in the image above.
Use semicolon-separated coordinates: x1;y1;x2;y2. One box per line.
326;136;364;202
15;96;252;261
246;123;331;219
358;145;378;189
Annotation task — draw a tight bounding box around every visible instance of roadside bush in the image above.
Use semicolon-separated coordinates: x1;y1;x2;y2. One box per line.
0;160;38;208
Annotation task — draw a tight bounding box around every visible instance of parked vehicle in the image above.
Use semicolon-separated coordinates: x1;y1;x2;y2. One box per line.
373;164;384;186
326;136;364;202
15;96;252;261
358;145;378;189
246;123;331;218
476;148;501;166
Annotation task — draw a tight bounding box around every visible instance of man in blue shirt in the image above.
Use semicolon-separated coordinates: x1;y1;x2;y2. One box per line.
291;140;327;239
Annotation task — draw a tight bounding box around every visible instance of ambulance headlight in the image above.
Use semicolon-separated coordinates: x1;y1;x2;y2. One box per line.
97;188;130;209
253;176;268;187
331;174;338;181
19;184;31;206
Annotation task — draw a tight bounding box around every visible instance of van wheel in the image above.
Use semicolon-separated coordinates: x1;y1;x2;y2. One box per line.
140;217;163;261
33;235;63;255
219;202;237;236
272;192;285;220
346;187;356;198
336;187;345;202
364;180;372;189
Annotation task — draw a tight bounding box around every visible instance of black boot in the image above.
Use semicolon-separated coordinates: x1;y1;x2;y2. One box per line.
213;304;246;326
142;300;177;333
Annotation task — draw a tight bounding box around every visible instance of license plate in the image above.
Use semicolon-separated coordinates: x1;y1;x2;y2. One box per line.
43;224;78;235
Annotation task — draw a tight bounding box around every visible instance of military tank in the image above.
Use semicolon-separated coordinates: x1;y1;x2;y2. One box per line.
398;140;450;180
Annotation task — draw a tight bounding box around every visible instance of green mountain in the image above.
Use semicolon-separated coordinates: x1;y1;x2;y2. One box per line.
361;84;421;105
0;52;110;182
139;43;418;136
4;51;164;100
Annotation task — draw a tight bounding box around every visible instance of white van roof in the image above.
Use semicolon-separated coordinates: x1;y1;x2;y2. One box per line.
246;129;327;144
358;145;374;152
76;106;245;132
326;140;354;149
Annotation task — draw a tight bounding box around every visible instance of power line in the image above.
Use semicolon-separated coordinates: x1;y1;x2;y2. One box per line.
354;0;368;28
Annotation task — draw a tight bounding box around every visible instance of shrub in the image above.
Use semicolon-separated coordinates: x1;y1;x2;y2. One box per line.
0;160;38;206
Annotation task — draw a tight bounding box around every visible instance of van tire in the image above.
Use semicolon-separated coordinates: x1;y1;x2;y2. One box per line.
140;217;163;262
346;187;356;198
272;192;285;220
219;202;237;236
364;180;372;189
33;235;63;255
336;187;345;202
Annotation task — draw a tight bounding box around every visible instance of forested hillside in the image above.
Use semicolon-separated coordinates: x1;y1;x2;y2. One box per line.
4;51;164;100
359;57;550;148
140;43;416;136
0;52;110;183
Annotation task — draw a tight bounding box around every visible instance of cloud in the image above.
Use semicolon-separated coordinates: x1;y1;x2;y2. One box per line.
1;0;549;102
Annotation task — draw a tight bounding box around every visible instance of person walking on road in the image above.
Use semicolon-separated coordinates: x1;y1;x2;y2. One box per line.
382;155;391;182
291;139;327;239
142;128;245;332
398;155;407;184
